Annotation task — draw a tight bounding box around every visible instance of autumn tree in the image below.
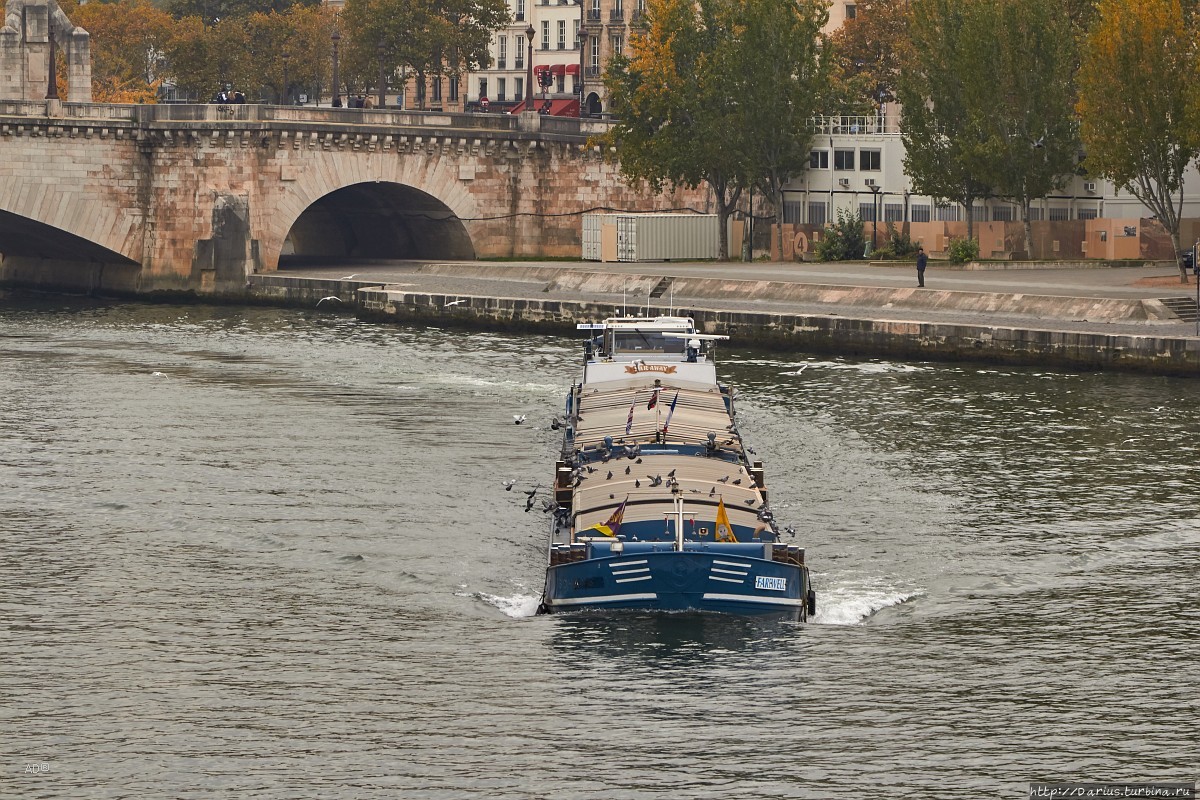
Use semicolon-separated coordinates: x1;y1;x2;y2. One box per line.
71;0;176;102
164;0;320;28
1078;0;1197;281
339;0;508;108
828;0;910;110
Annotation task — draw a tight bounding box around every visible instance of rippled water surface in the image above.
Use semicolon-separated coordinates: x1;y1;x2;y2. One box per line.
2;294;1196;799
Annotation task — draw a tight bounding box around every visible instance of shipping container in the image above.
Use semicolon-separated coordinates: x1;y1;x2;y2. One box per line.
582;213;720;262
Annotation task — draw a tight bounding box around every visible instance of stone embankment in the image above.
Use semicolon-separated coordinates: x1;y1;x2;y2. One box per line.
248;262;1200;376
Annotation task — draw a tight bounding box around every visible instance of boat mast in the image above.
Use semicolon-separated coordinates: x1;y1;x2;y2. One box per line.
674;495;685;551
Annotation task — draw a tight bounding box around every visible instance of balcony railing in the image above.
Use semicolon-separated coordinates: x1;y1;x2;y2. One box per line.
497;59;506;69
557;41;566;49
586;66;601;78
587;9;601;20
609;8;624;21
809;114;900;136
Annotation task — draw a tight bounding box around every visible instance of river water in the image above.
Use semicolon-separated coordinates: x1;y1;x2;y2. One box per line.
1;293;1196;799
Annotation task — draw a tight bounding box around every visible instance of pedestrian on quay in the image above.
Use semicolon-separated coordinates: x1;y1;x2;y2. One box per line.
916;245;927;288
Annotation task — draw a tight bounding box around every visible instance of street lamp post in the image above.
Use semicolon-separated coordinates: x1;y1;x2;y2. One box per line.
525;24;535;113
377;42;387;109
331;28;342;108
869;184;881;253
578;7;586;116
281;54;289;105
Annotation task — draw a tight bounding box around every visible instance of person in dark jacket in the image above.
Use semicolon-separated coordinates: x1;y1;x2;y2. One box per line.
916;246;927;287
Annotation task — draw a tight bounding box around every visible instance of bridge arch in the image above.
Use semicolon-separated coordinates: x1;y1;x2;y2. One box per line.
279;181;475;266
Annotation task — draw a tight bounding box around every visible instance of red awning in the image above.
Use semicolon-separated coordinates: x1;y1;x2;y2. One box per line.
550;64;566;76
533;65;551;77
565;63;580;76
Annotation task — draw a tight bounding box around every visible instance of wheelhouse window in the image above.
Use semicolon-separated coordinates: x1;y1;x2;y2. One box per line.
833;149;855;170
810;150;829;169
859;149;881;171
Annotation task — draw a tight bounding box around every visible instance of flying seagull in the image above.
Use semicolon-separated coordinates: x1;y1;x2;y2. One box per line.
513;414;526;425
339;274;359;280
502;479;516;491
316;296;341;307
445;299;466;307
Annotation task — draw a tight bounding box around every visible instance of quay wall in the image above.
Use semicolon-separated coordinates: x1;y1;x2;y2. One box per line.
354;289;1200;377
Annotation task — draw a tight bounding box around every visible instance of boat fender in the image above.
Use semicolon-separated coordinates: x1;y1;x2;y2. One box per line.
806;589;817;618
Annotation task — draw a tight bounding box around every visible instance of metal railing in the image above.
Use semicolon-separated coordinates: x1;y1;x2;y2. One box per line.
0;101;623;139
809;115;899;136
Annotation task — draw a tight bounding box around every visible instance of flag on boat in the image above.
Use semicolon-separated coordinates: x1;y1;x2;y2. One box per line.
625;396;636;434
715;497;737;542
647;389;660;410
584;496;627;538
661;391;680;434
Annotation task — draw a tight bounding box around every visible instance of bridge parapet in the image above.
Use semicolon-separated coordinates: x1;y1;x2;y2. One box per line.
0;100;615;142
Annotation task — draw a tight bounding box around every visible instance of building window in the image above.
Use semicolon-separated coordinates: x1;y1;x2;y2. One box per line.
517;0;525;18
516;77;523;101
590;36;600;70
497;77;507;101
1029;206;1044;221
845;3;856;19
810;150;829;169
783;200;803;224
1079;207;1098;220
884;203;903;222
478;78;487;100
516;36;525;68
859;203;877;222
991;205;1014;221
969;204;988;222
859;149;881;171
807;201;827;225
833;149;855;170
558;20;566;49
432;78;442;101
449;76;458;100
542;21;550;49
935;204;960;222
498;36;507;69
611;34;624;55
911;204;931;223
1049;207;1070;221
573;19;580;46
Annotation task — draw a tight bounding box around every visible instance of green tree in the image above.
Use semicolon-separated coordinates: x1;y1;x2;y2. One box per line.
897;0;993;242
340;0;508;108
164;0;318;27
1078;0;1197;282
605;0;830;259
731;0;831;259
972;0;1080;256
602;0;747;259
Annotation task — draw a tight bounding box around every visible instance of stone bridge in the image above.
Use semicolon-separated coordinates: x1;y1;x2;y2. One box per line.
0;101;705;294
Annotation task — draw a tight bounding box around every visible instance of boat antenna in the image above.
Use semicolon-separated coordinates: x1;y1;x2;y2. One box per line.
622;276;627;317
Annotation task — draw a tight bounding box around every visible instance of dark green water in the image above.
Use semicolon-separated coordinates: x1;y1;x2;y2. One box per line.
2;295;1196;798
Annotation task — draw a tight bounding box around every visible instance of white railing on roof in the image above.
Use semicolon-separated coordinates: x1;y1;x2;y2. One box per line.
809;115;899;136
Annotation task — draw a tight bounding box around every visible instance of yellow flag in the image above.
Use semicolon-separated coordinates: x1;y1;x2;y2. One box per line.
715;498;737;542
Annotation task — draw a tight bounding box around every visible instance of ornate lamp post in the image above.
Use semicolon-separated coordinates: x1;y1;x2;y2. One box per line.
577;26;585;115
377;41;387;108
281;54;289;105
331;27;342;107
868;184;881;253
525;24;535;113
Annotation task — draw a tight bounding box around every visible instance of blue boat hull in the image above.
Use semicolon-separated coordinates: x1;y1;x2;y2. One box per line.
540;550;812;621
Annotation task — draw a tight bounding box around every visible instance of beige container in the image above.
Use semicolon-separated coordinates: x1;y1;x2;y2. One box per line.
582;213;719;262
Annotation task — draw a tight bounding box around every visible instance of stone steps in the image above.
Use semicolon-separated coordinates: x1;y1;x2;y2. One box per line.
1158;296;1200;322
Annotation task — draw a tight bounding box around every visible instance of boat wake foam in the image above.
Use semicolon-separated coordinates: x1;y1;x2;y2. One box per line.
812;586;920;625
478;592;541;618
